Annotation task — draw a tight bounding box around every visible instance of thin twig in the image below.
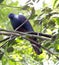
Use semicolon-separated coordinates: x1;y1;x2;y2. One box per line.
0;37;9;43
0;28;56;40
25;37;59;60
0;4;21;8
0;30;53;42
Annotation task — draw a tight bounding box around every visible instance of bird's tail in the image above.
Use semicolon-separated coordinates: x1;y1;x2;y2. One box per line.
29;37;42;55
32;43;42;55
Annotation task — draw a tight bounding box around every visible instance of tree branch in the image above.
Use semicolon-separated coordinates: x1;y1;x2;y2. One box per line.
26;37;59;60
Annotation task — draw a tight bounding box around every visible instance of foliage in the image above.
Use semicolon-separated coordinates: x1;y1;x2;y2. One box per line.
0;0;59;65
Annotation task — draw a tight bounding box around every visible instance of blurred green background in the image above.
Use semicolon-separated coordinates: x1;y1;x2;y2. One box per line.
0;0;59;65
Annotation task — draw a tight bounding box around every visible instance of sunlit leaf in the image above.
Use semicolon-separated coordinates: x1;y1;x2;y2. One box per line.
53;0;59;8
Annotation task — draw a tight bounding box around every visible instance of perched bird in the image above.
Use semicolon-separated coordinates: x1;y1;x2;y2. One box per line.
8;13;42;55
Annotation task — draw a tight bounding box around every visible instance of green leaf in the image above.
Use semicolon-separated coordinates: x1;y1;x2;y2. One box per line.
29;7;37;19
7;47;14;53
54;39;59;52
54;18;59;25
53;0;59;8
2;57;7;65
8;60;16;65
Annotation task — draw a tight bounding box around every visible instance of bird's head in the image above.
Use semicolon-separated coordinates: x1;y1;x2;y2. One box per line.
8;13;19;20
8;13;15;19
